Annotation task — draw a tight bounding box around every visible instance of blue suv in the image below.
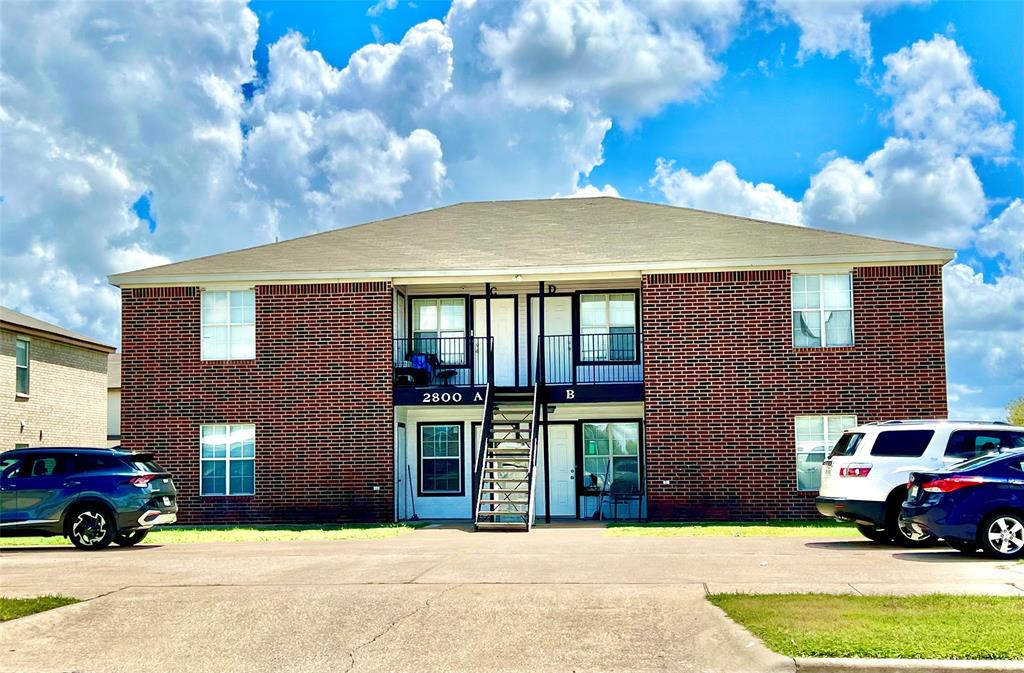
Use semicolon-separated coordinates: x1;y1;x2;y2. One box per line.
0;447;178;550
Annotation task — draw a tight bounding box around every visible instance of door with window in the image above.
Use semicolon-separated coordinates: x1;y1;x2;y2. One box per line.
473;298;516;387
9;454;75;524
534;424;576;518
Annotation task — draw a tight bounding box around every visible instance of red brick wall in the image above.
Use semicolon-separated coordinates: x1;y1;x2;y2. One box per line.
642;265;947;520
120;282;394;524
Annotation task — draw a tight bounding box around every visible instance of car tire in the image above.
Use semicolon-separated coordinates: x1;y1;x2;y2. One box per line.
855;523;889;542
978;512;1024;560
67;505;116;551
944;540;980;554
114;530;149;547
885;500;935;547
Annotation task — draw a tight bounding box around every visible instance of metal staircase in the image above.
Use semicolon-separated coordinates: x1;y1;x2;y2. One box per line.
473;337;545;531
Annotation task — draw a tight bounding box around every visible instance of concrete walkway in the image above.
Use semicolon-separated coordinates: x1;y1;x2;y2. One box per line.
2;525;1022;673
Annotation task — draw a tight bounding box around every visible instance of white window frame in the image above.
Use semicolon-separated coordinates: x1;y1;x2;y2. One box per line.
15;337;29;395
199;424;256;496
579;292;637;362
794;414;857;492
791;274;854;348
419;423;463;495
201;289;256;361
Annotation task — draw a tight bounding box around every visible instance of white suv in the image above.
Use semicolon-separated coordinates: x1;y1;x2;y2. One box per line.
817;420;1024;545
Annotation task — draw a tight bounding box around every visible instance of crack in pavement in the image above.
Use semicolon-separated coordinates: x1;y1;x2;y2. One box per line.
343;584;459;673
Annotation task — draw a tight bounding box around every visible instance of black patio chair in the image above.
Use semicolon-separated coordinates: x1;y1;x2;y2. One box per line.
609;480;642;523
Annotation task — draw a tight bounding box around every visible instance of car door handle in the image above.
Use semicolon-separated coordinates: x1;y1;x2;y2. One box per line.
63;480;81;487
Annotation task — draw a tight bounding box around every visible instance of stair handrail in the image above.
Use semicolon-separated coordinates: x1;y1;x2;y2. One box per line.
526;334;544;530
472;338;496;524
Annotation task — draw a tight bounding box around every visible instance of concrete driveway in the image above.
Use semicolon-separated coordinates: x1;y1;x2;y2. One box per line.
2;525;1023;673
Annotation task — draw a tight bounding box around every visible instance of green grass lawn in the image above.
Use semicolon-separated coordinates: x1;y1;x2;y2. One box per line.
0;596;80;622
606;520;855;538
0;523;419;547
709;593;1024;660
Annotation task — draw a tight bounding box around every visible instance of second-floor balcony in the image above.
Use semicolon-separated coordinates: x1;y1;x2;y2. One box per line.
393;332;642;391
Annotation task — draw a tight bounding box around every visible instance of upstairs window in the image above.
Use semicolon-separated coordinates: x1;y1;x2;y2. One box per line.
579;293;637;361
411;298;466;364
201;290;255;360
15;338;29;394
792;274;853;348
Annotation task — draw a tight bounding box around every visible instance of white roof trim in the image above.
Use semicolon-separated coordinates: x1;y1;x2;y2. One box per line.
110;251;953;287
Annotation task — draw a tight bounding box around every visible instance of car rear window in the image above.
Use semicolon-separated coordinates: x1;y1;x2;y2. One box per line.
74;454;122;474
829;432;864;457
945;431;1024;460
870;430;935;457
124;453;165;473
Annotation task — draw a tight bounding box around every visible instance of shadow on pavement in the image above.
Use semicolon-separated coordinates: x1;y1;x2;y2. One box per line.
0;544;163;554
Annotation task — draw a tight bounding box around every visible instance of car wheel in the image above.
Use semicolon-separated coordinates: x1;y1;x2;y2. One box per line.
978;512;1024;560
67;505;115;550
855;523;889;542
114;530;149;547
886;504;935;547
944;540;980;554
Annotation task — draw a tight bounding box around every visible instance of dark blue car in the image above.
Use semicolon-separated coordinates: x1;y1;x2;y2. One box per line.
902;450;1024;559
0;447;177;550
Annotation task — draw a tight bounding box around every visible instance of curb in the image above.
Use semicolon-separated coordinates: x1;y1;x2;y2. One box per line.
794;657;1024;672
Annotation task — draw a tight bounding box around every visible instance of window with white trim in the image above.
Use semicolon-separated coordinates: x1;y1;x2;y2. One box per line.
579;293;637;361
412;298;466;364
201;290;255;360
792;274;853;348
15;338;29;395
420;423;462;495
795;415;857;491
200;424;255;495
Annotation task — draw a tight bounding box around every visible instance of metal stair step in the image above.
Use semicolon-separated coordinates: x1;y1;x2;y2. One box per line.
475;521;529;530
477;510;529;517
483;468;529;473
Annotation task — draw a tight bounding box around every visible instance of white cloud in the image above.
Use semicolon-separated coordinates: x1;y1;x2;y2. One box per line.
651;159;803;224
881;34;1015;157
367;0;397;17
770;0;929;64
802;138;985;247
472;0;741;118
977;200;1024;271
554;183;621;199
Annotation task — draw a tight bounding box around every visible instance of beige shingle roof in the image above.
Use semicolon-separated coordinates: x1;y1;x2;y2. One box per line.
109;198;953;284
1;307;116;353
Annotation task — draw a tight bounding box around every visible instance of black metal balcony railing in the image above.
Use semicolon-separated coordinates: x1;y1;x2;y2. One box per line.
393;336;491;387
536;332;642;385
394;332;643;388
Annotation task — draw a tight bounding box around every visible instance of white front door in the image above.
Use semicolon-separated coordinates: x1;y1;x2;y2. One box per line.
535;424;576;518
473;298;516;387
530;296;572;384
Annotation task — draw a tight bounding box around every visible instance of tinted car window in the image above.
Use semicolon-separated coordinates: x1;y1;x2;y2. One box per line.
945;431;1024;460
829;433;864;457
0;456;22;481
870;430;935;457
74;454;122;474
19;455;72;478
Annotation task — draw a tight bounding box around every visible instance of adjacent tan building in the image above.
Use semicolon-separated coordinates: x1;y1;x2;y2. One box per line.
1;307;115;449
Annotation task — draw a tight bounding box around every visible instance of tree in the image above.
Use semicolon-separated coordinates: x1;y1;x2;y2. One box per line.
1009;397;1024;426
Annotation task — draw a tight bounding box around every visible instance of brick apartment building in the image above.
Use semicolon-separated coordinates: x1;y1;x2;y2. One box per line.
1;307;115;450
110;198;952;527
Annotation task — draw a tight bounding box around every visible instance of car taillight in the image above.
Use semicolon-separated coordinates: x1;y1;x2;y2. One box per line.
839;463;872;477
922;476;985;493
129;474;155;488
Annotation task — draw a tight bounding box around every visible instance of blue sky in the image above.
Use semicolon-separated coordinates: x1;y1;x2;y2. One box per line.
1;0;1021;418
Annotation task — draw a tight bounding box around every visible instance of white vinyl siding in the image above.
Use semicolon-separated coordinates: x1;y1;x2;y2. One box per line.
201;290;255;360
792;274;854;348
